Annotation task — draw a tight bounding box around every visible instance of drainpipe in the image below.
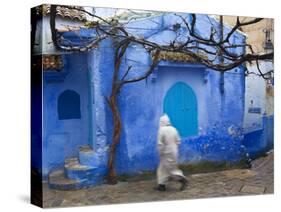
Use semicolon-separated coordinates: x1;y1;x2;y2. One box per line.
219;15;225;95
218;15;226;125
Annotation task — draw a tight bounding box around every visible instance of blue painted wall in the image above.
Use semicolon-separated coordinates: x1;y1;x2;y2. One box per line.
42;53;91;176
115;62;246;174
31;66;43;172
41;12;272;179
243;115;274;158
105;14;247;174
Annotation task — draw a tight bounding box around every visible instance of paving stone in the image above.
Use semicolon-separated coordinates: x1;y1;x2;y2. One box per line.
50;198;64;207
240;185;265;194
42;151;274;207
265;184;274;194
221;169;257;179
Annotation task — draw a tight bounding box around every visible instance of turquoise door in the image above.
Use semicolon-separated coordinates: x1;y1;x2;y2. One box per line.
163;82;198;137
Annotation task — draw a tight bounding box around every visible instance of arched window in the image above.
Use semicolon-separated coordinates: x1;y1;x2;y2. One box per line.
58;90;81;120
163;82;198;137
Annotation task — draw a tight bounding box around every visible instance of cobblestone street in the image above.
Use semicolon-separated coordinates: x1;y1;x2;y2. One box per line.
43;151;273;208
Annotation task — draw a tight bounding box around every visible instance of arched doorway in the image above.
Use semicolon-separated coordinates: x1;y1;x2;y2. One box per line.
163;82;198;137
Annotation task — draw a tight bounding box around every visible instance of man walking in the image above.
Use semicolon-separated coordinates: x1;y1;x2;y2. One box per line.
155;114;188;191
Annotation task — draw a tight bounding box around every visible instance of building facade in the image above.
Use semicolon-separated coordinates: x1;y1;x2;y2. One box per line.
223;16;274;156
31;6;273;190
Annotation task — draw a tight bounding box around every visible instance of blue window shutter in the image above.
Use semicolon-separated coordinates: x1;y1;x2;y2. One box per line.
163;82;198;137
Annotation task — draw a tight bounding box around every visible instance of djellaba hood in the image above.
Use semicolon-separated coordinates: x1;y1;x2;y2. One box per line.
159;114;171;127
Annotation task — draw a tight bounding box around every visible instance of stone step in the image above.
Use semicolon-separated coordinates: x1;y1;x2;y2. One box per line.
64;158;97;181
78;145;100;167
64;157;79;166
48;169;88;190
64;155;107;184
48;150;109;190
79;145;93;153
78;146;109;167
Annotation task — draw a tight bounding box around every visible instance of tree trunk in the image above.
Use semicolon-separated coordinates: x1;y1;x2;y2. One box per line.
107;90;122;184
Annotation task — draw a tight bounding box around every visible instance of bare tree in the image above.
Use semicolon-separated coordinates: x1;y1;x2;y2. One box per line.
47;5;274;184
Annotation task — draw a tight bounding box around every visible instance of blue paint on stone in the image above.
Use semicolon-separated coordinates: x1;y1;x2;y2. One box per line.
243;115;274;158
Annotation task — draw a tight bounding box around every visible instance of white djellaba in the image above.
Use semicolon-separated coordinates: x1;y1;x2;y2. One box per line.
156;114;187;191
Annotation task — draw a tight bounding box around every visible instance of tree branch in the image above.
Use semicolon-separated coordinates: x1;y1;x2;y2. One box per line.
49;5;273;73
121;49;161;85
